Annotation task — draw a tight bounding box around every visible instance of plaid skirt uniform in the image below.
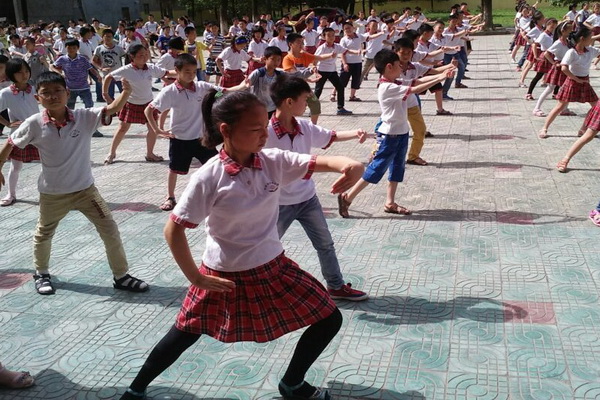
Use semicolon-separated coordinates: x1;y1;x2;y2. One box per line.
175;252;337;343
118;102;160;124
534;52;553;73
515;33;527;47
9;144;40;162
555;76;598;103
246;60;265;75
305;46;317;54
220;69;245;88
526;44;537;63
545;64;567;86
584;101;600;131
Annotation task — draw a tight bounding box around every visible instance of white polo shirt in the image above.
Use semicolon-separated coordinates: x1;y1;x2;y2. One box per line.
547;39;570;61
265;117;334;205
217;47;251;70
110;63;167;104
0;85;39;133
535;31;554;51
561;46;600;76
315;42;344;72
417;39;443;62
585;13;600;27
301;29;319;47
378;79;410;135
170;148;315;271
268;37;289;52
441;29;462;54
150;80;221;140
340;34;364;64
399;63;430;108
365;33;385;58
78;39;95;60
248;39;268;57
9;107;111;194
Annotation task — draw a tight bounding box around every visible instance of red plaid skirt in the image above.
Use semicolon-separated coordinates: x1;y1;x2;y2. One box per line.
545;64;567;86
305;46;317;54
9;144;39;162
555;76;598;103
220;69;245;88
175;252;337;342
118;102;159;124
534;53;552;73
246;60;265;75
526;45;536;63
585;102;600;131
515;33;527;47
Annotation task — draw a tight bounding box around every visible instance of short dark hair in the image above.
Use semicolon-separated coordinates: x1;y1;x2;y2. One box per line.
374;48;399;74
270;74;311;107
128;43;146;57
35;71;67;91
184;25;196;35
0;55;8;65
65;39;80;48
401;29;419;42
125;25;135;32
168;36;185;50
322;27;334;35
102;28;114;36
418;24;434;34
174;53;197;69
286;32;303;44
394;37;415;51
6;58;30;82
79;26;91;37
264;46;282;59
343;21;353;28
252;26;265;38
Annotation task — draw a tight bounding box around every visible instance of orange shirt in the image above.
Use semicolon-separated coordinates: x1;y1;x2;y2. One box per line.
282;52;316;72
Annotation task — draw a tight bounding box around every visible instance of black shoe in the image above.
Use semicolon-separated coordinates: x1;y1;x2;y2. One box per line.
425;131;434;138
92;131;104;137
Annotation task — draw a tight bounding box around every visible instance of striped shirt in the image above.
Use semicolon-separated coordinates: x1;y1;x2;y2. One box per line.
53;54;93;90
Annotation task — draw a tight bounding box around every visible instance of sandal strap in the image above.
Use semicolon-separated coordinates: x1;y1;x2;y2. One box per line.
114;274;149;292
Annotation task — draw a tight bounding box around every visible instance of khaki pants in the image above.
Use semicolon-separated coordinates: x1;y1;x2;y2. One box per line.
34;184;128;276
407;106;427;161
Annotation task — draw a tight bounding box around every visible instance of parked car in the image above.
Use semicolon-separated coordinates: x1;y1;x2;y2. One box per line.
291;7;348;32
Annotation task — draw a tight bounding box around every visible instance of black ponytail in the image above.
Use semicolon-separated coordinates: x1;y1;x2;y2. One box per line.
201;89;266;149
569;25;591;47
554;20;571;41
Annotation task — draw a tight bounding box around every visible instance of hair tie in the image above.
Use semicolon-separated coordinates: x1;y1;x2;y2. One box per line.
215;90;224;99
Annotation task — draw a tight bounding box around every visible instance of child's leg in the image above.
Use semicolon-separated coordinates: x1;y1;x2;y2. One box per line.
406;106;427;163
386;181;399;207
517;44;529;69
526;71;544;95
67;90;79;109
145;124;160;159
542;101;568;131
2;159;23;201
167;170;178;199
107;121;132;161
124;325;201;397
434;90;444;112
385;133;410;210
562;127;599;163
75;185;130;279
345;178;370;204
280;308;342;395
511;44;520;61
519;60;533;84
306;93;321;124
33;193;73;275
328;73;345;109
534;84;555;112
81;88;94;108
442;54;455;95
313;73;329;99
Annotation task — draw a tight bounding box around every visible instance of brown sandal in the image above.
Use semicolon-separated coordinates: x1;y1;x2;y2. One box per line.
406;157;428;166
337;193;351;218
160;197;176;211
384;204;412;215
145;154;164;162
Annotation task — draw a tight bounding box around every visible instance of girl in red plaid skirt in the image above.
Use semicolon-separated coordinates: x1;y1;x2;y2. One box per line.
533;21;574;117
556;100;600;172
120;91;364;400
0;59;40;207
517;11;546;88
539;27;600;138
524;18;557;100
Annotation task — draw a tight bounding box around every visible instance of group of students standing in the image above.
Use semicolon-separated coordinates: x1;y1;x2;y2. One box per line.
511;2;600;226
0;4;486;399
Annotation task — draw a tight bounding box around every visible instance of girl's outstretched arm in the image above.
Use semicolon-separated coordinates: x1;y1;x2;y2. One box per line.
314;155;365;194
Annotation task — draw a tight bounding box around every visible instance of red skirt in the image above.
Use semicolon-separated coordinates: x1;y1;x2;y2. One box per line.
9;144;39;162
534;54;552;73
305;46;317;54
545;64;567;86
515;33;527;47
118;102;159;124
220;69;245;88
584;102;600;131
246;60;265;75
175;252;337;343
526;44;536;63
555;76;598;103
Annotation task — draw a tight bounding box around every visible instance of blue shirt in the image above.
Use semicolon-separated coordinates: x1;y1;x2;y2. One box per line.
53;54;92;90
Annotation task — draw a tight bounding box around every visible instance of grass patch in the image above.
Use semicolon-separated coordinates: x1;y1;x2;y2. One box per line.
425;7;566;27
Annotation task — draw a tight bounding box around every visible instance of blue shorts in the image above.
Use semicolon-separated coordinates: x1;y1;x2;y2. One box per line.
362;133;409;184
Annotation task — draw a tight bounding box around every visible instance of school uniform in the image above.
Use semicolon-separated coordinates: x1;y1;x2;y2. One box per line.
110;63;167;123
0;84;39;162
365;78;411;184
247;39;268;74
301;29;319;54
533;31;554;73
170;147;336;342
268;36;289;59
525;27;543;63
339;34;364;90
314;42;346;108
399;63;432;162
545;39;570;87
515;17;531;47
149;80;220;174
9;107;129;276
363;33;385;76
585;13;600;35
217;46;252;87
556;47;600;103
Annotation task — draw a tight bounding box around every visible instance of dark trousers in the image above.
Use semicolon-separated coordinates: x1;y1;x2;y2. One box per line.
314;70;345;109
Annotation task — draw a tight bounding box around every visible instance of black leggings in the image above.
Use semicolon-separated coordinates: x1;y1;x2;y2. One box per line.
128;308;343;393
314;71;345;109
527;71;545;95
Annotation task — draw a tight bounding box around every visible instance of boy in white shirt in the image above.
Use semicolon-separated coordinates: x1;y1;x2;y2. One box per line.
334;22;365;102
337;49;452;218
145;54;220;211
361;20;388;81
266;74;369;301
0;71;149;295
314;28;358;115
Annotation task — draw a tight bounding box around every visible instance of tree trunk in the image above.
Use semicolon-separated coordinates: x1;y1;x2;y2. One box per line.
219;0;228;34
482;0;494;30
